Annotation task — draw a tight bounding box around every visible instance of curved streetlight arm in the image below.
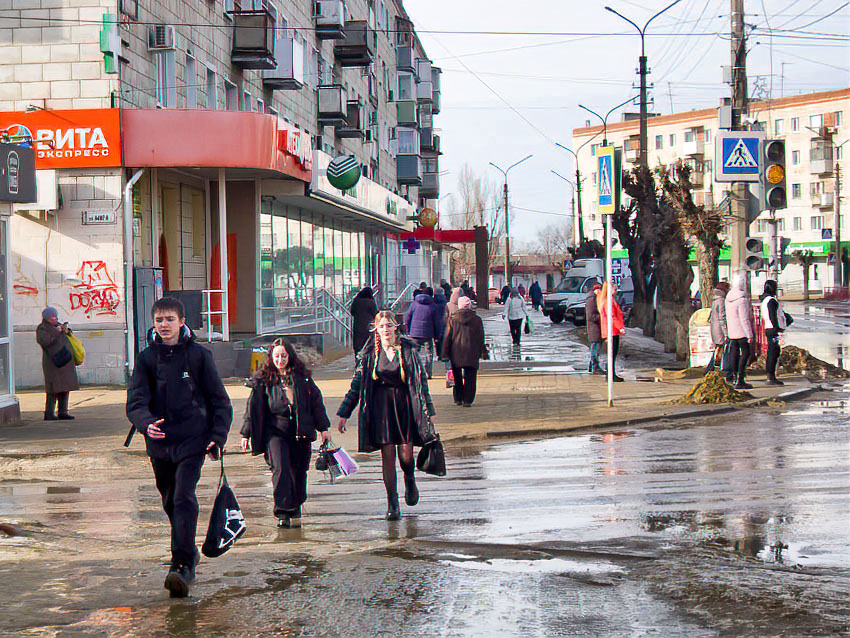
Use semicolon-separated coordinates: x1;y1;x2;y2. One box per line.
550;170;575;188
605;6;641;36
606;0;682;53
579;95;637;144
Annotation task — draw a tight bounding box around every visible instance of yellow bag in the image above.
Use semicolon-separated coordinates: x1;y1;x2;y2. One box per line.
67;332;85;365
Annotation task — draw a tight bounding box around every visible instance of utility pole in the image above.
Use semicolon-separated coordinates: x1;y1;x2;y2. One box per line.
836;162;842;286
729;0;750;275
490;155;533;289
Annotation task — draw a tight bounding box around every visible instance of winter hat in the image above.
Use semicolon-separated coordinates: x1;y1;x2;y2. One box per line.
458;296;473;310
42;307;58;320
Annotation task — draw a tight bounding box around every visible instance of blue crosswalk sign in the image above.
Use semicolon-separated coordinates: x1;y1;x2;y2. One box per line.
715;131;764;182
597;146;615;213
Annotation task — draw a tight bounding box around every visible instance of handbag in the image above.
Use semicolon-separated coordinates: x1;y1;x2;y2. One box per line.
416;435;446;477
66;332;85;365
315;439;333;472
331;446;359;477
524;316;534;334
50;345;72;368
201;455;246;558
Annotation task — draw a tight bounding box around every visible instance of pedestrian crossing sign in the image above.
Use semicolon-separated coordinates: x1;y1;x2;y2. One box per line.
597;145;616;214
715;131;765;182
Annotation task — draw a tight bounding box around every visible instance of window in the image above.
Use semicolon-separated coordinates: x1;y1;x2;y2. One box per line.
791;117;800;131
669;133;676;146
242;90;251;111
774;119;784;135
811;216;823;230
267;105;279;117
837;146;844;161
120;0;138;19
684;130;695;143
397;72;415;101
809;114;823;128
155;51;176;108
205;66;217;109
791;183;801;199
791;150;800;165
396;127;419;155
793;217;802;231
835;111;843;127
655;135;663;149
777;218;785;232
704;129;711;143
256;97;264;113
185;53;196;108
591;143;601;156
225;79;237;110
705;159;712;173
756;219;767;233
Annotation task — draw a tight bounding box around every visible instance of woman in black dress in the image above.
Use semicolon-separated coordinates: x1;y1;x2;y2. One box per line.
337;310;437;520
241;338;331;528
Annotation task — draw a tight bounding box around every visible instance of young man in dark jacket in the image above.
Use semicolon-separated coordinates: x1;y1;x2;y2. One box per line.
126;297;233;598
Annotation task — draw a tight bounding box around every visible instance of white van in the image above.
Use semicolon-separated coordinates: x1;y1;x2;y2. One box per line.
541;259;605;324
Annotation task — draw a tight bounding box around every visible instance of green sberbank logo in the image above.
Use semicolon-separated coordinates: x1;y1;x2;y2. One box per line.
326;155;361;190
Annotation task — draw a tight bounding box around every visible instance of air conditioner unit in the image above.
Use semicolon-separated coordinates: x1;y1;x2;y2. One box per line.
148;24;175;51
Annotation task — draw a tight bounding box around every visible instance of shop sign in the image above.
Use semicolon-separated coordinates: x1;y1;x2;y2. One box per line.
0;109;121;169
0;143;36;203
82;210;117;225
277;121;312;171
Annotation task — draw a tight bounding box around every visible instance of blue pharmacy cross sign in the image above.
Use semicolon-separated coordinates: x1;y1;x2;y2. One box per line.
403;237;420;254
715;131;764;182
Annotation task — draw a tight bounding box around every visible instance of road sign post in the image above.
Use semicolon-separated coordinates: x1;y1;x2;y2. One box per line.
597;146;619;407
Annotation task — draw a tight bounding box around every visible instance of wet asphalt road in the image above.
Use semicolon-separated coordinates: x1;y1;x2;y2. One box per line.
2;393;848;637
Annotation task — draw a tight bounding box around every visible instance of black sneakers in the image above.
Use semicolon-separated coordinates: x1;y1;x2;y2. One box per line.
766;378;784;386
164;548;199;598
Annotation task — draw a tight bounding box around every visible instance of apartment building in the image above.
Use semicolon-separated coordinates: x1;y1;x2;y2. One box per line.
572;88;849;292
0;0;444;389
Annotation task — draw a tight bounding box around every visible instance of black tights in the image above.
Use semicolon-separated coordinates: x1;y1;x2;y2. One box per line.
380;444;414;496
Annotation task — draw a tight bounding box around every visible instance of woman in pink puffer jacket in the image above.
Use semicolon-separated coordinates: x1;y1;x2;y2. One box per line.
724;274;756;389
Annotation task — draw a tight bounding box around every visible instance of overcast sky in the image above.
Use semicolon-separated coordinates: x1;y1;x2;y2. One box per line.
402;0;850;245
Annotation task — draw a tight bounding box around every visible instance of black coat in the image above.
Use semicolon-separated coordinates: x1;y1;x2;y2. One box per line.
529;281;543;303
240;373;330;455
350;295;378;352
126;327;232;461
337;337;437;453
585;290;602;343
442;309;485;369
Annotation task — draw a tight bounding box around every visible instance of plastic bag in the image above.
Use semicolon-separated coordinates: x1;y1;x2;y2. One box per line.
332;447;359;476
67;332;85;365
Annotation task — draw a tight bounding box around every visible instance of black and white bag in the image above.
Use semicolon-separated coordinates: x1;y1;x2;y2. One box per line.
201;455;246;558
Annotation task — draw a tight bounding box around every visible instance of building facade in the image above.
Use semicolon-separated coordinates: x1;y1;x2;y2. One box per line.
0;0;444;389
572;88;849;293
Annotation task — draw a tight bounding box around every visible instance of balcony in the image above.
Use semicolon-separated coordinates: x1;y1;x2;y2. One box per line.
625;146;640;164
810;142;834;175
421;130;440;153
684;137;705;157
396;100;418;127
812;192;834;209
336;100;365;139
397;154;422;185
397;45;414;72
317;84;347;125
694;191;714;208
431;67;442;114
420;170;439;198
231;10;276;69
689;170;705;188
263;38;304;90
314;0;345;40
416;79;433;103
334;21;376;67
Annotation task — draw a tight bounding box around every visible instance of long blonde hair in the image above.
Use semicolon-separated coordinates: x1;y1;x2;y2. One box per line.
371;310;404;382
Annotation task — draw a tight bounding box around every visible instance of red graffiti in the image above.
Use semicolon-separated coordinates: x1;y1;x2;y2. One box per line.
13;284;38;296
69;260;120;317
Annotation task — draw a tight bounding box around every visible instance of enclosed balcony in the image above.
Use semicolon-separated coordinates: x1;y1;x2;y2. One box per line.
263;38;305;90
314;0;345;40
812;192;834;209
231;9;276;69
810;139;834;175
337;100;366;139
397;155;422;185
421;130;440;153
317;84;347;125
431;67;442;114
334;21;376;67
416;78;433;103
396;100;418;127
397;45;414;73
683;129;705;156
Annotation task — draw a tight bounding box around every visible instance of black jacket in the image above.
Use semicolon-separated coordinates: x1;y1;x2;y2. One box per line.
126;326;232;461
442;309;485;369
240;373;330;454
350;294;379;352
337;337;437;453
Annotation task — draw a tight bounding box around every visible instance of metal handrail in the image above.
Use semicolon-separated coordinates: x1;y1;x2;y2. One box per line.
388;282;416;313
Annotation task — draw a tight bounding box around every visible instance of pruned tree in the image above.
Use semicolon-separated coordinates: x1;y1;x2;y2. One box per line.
792;249;815;300
534;221;573;276
572;239;605;259
662;162;724;306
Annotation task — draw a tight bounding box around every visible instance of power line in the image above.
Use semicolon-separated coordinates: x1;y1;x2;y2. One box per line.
789;1;850;31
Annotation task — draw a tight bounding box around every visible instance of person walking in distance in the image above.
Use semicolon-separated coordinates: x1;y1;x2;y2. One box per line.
432;287;448;365
126;297;232;598
36;307;79;420
707;281;731;375
585;283;604;374
598;281;626;382
504;287;527;347
760;279;789;386
337;311;437;521
241;338;332;528
529;280;543;311
447;287;463;316
350;287;379;355
442;296;486;407
404;287;440;378
724;274;756;390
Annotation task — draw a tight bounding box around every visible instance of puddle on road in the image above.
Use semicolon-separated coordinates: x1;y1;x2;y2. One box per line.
442;557;625;576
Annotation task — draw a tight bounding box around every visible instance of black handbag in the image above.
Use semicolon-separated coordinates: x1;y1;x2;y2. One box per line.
315;439;335;472
51;346;72;368
201;455;246;558
416;435;446;477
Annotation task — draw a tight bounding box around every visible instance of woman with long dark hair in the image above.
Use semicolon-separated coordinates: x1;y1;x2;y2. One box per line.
337;311;437;520
241;338;331;528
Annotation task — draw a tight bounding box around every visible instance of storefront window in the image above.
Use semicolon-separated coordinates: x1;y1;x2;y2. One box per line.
260;207;275;331
333;227;344;298
323;225;335;298
301;217;315;317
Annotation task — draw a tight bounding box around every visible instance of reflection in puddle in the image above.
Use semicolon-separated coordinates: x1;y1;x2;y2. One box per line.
443;557;625;576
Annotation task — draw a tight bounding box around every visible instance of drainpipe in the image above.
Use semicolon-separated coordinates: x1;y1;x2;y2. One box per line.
124;168;146;383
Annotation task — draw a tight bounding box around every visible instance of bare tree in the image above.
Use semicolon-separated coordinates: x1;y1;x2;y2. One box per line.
792;249;815;300
533;221;573;276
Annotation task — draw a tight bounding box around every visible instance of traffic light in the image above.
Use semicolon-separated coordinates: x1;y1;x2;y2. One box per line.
779;236;792;270
745;237;765;271
761;139;787;210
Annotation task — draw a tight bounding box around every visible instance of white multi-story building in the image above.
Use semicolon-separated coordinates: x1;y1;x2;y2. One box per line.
0;0;445;398
573;88;849;293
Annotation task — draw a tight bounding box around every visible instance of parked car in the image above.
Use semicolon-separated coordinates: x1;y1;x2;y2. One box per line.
488;288;500;304
561;275;634;326
542;259;605;323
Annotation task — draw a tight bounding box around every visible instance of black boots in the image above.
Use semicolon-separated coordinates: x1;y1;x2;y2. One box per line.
164;548;199;598
386;492;401;521
404;472;419;506
45;393;73;420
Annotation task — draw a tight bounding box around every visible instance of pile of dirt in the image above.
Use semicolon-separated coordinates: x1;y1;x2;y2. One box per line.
769;346;849;380
670;371;754;404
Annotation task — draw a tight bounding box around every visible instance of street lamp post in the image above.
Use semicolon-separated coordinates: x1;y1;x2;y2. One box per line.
578;94;640;147
490;154;533;287
551;170;577;245
605;0;682;167
555;132;601;245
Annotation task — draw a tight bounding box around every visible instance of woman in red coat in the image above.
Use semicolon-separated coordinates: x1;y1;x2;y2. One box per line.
597;281;626;382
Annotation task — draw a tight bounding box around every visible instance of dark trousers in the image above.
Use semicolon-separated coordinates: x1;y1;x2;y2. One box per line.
411;337;434;377
265;435;312;518
45;391;70;416
765;329;781;379
731;337;751;383
508;319;523;345
451;365;478;405
150;453;205;566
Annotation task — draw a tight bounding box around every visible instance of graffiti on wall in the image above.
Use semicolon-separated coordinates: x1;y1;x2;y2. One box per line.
69;260;120;317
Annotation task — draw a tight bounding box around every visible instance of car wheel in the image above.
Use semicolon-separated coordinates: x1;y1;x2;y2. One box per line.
550;312;564;324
